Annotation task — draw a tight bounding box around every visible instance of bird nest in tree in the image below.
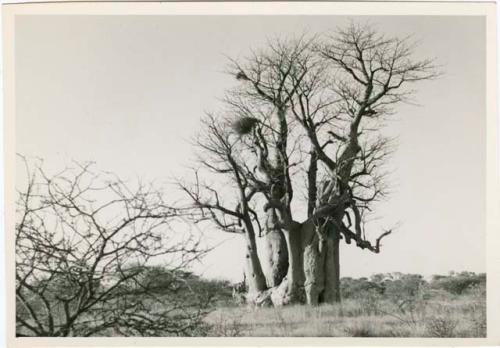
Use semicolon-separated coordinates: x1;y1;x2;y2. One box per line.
232;117;259;135
235;71;249;81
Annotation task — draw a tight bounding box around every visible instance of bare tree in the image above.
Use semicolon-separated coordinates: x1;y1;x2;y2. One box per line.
15;156;211;336
180;23;439;306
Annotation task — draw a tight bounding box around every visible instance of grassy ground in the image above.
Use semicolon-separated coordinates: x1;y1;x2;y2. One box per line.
204;290;486;337
16;270;486;337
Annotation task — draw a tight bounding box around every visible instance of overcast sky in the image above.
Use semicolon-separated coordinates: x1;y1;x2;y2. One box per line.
15;15;486;281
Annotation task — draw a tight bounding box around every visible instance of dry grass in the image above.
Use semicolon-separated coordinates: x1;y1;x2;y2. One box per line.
204;291;486;337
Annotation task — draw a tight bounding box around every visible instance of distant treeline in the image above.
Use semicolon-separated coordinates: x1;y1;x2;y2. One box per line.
68;267;484;308
340;271;486;300
152;270;486;302
169;270;486;305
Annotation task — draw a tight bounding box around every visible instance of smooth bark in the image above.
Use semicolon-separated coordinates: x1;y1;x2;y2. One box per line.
243;227;268;294
302;221;341;305
262;209;289;287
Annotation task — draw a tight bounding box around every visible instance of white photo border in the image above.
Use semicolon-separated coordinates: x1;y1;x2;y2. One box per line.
2;2;498;347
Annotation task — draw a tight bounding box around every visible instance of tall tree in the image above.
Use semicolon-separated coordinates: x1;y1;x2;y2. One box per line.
181;24;438;306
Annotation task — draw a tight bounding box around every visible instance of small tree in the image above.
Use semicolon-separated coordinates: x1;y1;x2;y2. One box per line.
16;156;210;337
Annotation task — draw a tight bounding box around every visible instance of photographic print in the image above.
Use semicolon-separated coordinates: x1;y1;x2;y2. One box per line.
3;1;499;346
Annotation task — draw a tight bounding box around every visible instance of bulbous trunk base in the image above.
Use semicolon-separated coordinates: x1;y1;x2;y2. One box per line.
245;278;306;307
245;219;341;307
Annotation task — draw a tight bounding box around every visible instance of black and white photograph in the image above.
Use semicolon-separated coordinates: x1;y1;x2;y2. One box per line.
3;1;499;345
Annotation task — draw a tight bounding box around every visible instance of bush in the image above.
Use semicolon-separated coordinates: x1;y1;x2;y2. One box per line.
207;311;245;337
344;321;377;337
430;272;486;295
340;277;384;299
466;283;487;337
356;289;384;316
15;159;210;337
425;317;457;337
137;267;234;304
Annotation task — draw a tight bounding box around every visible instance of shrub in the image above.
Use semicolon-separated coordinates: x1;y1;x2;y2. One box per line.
340;277;384;299
208;311;245;337
344;321;376;337
466;283;487;337
430;272;486;295
356;289;383;316
15;159;210;337
425;316;457;337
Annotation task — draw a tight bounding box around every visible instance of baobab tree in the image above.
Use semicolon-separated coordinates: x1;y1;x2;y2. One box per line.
180;23;438;306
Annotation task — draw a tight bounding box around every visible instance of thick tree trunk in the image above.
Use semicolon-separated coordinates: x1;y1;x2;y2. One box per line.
244;233;267;294
262;209;288;287
246;218;341;307
270;223;305;305
240;216;268;303
302;221;341;304
322;235;340;303
303;229;326;305
284;223;306;302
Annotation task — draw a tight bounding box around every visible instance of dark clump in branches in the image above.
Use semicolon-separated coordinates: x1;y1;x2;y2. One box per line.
15;156;211;337
232;116;259;136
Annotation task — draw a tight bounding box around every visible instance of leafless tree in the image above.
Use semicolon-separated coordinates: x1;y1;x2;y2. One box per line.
15;156;211;336
180;23;439;306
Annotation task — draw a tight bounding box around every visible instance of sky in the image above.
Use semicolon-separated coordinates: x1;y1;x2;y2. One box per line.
15;15;486;282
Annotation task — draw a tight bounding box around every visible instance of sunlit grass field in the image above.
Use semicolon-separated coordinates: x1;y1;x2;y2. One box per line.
204;288;486;337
